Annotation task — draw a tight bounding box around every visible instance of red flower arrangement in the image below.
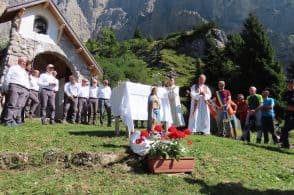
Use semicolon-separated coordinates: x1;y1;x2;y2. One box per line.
134;125;193;160
154;125;163;132
183;129;192;135
135;136;145;144
140;130;150;137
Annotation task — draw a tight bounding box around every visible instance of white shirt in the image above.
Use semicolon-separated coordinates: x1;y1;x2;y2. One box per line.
98;85;111;99
89;86;99;98
78;85;90;98
29;75;40;91
64;82;79;97
4;64;30;89
38;72;59;91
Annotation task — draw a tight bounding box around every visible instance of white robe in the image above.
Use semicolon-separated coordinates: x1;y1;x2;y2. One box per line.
167;85;185;127
188;84;212;134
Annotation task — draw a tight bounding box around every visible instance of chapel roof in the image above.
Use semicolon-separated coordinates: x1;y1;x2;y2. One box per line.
0;0;103;76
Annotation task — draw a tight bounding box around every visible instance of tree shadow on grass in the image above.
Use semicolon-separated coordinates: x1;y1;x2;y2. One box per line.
247;143;294;155
68;130;126;137
184;178;294;195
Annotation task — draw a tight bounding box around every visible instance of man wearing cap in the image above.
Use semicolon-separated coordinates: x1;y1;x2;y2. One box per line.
38;64;58;125
25;69;40;118
62;75;79;124
3;56;30;126
98;79;112;127
77;78;90;124
280;79;294;149
88;78;99;125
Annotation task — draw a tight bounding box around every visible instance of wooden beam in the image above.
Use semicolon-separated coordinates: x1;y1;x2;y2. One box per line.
56;24;65;44
43;1;49;9
76;47;83;54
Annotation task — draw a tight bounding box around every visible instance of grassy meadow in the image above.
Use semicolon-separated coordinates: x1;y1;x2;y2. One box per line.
0;119;293;194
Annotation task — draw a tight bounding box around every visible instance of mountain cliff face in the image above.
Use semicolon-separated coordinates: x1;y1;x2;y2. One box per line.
2;0;294;64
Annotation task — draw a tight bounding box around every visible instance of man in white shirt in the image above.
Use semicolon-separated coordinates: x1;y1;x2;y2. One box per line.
98;79;112;127
3;56;30;126
25;69;40;118
88;78;99;125
77;78;90;124
38;64;58;125
62;75;79;123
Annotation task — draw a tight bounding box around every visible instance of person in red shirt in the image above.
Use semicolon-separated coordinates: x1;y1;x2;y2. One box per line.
236;94;248;140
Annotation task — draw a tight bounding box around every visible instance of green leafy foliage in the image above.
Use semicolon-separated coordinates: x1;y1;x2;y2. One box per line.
149;140;186;161
85;25;216;87
239;14;286;99
200;14;286;118
86;28;151;86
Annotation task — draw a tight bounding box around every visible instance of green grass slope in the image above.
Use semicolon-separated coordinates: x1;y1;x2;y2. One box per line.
0;120;293;194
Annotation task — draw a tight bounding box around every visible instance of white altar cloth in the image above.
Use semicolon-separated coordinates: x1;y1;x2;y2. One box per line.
110;82;173;131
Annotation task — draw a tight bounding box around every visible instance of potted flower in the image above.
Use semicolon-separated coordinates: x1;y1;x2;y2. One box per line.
130;125;195;173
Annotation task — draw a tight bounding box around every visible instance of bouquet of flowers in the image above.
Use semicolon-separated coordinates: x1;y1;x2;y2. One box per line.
130;125;192;161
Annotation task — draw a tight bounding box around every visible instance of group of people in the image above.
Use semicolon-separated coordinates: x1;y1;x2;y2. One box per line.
61;75;112;126
1;56;293;149
0;56;112;127
148;74;294;149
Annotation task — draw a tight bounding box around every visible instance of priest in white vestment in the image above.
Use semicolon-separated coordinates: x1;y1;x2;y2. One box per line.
188;74;212;134
167;78;185;127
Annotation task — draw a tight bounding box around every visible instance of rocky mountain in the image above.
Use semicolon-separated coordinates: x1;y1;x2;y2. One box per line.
1;0;294;64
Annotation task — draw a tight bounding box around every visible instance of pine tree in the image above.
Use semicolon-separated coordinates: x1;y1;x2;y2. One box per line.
239;13;285;100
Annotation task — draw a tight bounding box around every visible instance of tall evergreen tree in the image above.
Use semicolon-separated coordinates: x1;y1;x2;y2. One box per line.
239;14;285;99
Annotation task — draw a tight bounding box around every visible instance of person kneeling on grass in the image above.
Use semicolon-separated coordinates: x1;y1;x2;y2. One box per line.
261;90;279;144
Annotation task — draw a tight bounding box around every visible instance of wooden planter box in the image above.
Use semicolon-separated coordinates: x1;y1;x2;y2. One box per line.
147;157;195;173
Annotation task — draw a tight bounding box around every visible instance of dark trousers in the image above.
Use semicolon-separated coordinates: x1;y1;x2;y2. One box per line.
4;84;29;124
88;98;98;123
40;89;56;121
242;112;262;143
25;90;40;116
99;98;111;126
262;116;278;144
280;114;294;148
78;98;88;123
63;96;78;122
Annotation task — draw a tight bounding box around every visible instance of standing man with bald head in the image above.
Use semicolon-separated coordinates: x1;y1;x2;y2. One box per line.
188;74;212;135
38;64;58;125
3;56;30;126
242;86;263;143
98;79;112;127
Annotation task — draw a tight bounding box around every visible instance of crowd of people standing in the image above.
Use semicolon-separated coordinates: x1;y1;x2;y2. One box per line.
148;74;294;149
0;56;112;127
1;56;293;149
